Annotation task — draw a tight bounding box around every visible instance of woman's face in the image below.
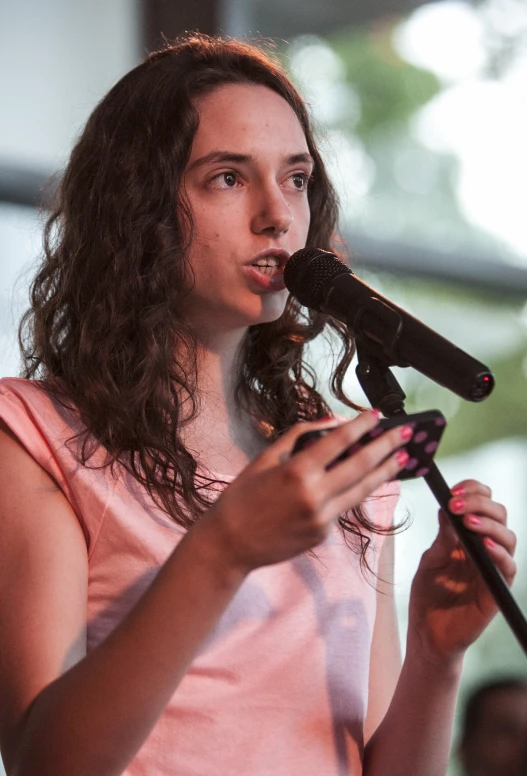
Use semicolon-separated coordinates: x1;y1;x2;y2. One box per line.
182;83;313;338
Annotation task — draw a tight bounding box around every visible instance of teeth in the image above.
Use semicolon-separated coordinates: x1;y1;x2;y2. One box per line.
252;256;280;267
254;265;277;275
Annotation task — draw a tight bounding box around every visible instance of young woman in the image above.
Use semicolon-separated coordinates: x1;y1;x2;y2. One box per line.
0;35;516;776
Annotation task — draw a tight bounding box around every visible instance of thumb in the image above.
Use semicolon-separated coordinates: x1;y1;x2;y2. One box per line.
427;509;462;559
254;418;342;470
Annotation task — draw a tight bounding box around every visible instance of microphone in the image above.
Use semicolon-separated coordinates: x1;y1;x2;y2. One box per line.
284;247;494;402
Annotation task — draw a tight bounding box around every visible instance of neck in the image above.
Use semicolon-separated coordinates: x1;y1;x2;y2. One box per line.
195;328;246;412
179;327;267;477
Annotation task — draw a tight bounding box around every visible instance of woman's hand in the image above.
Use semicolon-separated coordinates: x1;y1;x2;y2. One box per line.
407;479;517;665
197;411;409;575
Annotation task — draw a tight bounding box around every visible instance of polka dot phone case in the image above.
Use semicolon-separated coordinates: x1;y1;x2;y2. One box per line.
292;410;447;481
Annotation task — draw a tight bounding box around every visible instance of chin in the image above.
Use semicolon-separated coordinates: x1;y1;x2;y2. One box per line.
250;306;288;327
255;291;289;323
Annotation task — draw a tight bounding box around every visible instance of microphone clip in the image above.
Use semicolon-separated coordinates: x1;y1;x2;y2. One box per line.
355;343;407;417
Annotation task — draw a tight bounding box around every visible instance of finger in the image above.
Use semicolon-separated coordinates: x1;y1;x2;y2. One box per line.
256;417;343;468
449;494;507;525
287;410;383;471
435;508;461;549
419;510;465;567
479;538;517;585
326;447;408;516
461;515;517;556
323;425;410;496
450;480;492;499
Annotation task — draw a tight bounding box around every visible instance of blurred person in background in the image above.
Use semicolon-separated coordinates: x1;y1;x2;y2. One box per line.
458;677;527;776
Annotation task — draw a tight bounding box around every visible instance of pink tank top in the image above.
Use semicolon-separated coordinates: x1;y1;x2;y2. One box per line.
0;378;398;776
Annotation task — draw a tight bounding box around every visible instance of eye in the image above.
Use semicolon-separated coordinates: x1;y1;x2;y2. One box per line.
289;172;310;191
210;171;239;189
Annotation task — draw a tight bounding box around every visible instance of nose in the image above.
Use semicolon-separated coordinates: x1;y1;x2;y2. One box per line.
250;184;293;237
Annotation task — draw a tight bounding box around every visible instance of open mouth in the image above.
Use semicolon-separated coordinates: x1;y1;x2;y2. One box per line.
251;257;282;275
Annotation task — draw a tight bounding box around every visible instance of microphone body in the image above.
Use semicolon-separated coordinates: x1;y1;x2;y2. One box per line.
284;248;494;402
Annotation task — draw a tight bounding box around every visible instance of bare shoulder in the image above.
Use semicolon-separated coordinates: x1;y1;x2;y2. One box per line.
0;420;88;763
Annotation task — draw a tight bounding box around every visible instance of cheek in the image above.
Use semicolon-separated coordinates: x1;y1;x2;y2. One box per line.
192;202;242;248
295;197;311;231
187;212;223;264
293;207;311;245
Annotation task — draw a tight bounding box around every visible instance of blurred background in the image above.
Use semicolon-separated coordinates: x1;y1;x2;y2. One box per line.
1;1;526;773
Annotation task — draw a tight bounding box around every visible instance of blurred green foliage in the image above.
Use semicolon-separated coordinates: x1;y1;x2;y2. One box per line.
443;348;527;454
281;18;527;458
329;22;440;140
389;279;527;456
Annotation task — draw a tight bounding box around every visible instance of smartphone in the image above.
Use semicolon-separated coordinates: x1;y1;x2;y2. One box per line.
291;410;447;481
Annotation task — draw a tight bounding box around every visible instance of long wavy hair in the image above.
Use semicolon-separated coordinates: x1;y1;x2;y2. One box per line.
19;34;395;562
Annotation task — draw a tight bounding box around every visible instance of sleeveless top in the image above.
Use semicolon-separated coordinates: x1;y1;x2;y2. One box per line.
0;377;398;776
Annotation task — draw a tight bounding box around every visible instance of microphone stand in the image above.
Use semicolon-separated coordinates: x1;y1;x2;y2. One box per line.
355;343;527;657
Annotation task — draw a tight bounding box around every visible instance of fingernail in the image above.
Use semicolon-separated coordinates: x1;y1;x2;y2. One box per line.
372;409;382;420
315;416;334;422
450;498;465;513
467;514;481;527
400;425;413;441
396;450;409;466
484;537;496;549
451;485;465;497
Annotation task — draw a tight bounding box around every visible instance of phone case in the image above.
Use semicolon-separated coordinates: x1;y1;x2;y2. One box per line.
291;410;447;481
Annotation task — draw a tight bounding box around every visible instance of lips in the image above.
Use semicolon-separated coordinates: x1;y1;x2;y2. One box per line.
243;248;290;291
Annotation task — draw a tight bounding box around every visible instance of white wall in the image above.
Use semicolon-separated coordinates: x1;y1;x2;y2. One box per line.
0;0;140;169
0;0;141;378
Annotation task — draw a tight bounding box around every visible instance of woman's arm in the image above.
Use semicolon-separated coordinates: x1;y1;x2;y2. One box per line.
364;481;517;776
0;412;410;776
363;534;402;744
0;421;248;776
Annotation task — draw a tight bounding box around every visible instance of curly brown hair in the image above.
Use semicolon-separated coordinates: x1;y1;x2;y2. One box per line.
19;33;394;563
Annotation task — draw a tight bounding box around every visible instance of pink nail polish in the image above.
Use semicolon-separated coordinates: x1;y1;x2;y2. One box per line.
372;409;382;420
451;485;465;497
450;498;465;513
467;514;481;527
396;450;409;466
484;537;496;549
400;425;413;441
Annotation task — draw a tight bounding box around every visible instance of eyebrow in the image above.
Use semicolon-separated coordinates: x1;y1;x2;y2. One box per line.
186;150;315;172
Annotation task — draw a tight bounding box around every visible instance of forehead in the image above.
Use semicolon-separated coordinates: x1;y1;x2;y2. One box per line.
189;83;309;159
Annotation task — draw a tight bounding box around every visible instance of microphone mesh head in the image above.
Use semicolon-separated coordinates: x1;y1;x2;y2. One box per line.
284;247;350;308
